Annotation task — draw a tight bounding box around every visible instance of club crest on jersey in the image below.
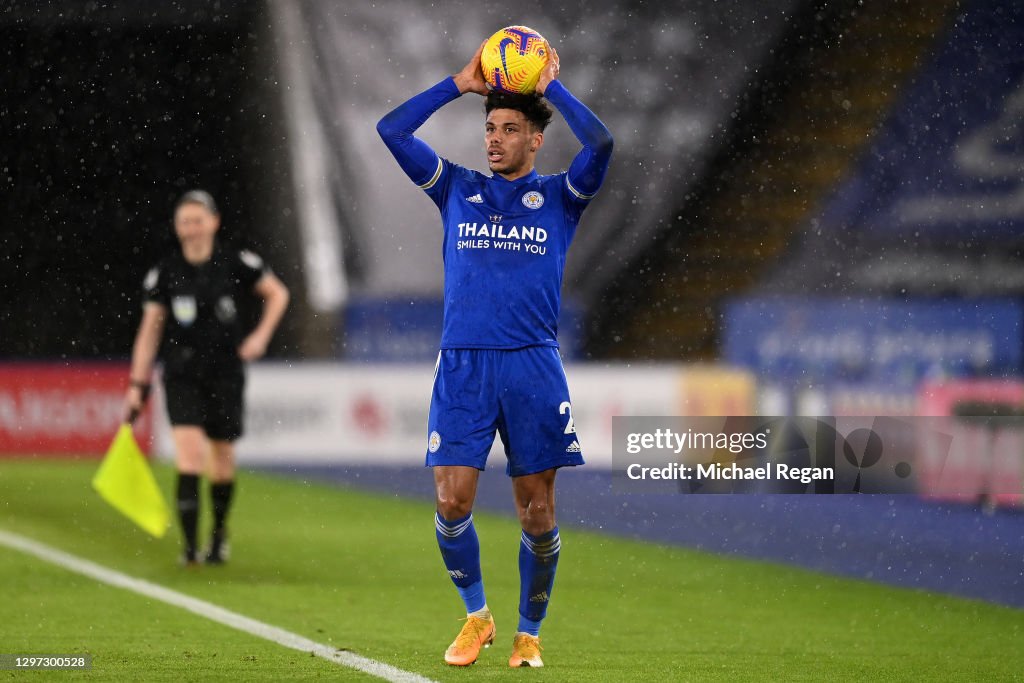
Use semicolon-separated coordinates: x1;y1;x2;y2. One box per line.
428;431;442;453
521;191;544;209
172;296;197;327
215;295;237;323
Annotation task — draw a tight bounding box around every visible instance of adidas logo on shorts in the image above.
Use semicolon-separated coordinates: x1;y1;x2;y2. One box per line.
565;440;581;453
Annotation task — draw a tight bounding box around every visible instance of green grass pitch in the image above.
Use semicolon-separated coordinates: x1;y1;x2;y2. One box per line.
1;459;1022;681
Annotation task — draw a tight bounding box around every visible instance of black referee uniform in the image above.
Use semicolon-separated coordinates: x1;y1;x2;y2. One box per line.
144;245;268;438
143;243;270;562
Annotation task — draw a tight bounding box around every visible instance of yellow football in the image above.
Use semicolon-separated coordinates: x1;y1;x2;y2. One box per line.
480;25;549;94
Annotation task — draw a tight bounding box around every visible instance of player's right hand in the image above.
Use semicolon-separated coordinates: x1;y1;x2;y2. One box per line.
453;41;489;96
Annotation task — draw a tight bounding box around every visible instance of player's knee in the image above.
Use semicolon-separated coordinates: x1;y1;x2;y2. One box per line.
518;498;555;535
176;450;204;474
211;441;235;461
210;458;235;482
435;492;474;520
176;448;204;473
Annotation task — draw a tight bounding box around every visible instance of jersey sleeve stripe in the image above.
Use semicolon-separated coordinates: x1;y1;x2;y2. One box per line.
566;176;596;201
417;157;444;190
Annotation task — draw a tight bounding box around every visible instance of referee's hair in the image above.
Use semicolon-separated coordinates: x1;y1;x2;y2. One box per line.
176;189;219;215
485;91;553;132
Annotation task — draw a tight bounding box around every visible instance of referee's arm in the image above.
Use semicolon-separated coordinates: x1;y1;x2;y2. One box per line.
124;302;166;421
238;272;289;362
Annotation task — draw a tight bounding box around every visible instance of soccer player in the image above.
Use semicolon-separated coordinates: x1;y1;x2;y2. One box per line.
377;41;613;667
123;190;289;566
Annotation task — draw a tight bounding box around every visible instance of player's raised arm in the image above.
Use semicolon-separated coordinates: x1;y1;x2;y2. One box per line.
376;42;488;188
536;45;614;201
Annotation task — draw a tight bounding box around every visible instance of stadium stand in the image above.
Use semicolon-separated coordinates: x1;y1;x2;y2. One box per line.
595;0;959;360
765;0;1024;298
719;0;1024;394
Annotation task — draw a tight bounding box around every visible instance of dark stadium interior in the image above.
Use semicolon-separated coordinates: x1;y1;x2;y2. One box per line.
2;0;803;362
2;0;1022;367
4;2;1024;676
0;1;298;358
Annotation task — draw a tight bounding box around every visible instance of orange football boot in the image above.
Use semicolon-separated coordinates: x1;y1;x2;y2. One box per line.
444;615;495;666
508;633;544;668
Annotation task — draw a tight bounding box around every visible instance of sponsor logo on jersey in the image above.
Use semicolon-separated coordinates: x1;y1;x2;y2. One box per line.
566;440;581;453
456;222;550;254
521;191;544;209
428;430;442;453
215;295;237;323
457;223;548;241
171;296;197;326
466;193;483;203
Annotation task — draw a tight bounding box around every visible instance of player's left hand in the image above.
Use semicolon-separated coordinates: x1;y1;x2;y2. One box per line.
238;333;269;361
536;42;560;95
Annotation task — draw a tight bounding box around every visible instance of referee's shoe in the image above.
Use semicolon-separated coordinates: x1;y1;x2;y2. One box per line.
204;531;230;565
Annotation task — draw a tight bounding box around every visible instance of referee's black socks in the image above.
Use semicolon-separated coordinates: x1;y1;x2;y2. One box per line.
176;473;200;561
210;481;235;538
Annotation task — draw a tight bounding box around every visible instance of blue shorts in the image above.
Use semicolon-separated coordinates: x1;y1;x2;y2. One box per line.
425;347;584;477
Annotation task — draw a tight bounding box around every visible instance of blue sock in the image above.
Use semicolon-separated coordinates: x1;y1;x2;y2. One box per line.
517;527;560;636
435;511;486;614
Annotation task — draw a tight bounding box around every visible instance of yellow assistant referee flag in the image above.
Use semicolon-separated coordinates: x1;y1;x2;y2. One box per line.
92;424;170;538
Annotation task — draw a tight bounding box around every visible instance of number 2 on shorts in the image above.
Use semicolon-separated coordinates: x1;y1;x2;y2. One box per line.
559;401;576;435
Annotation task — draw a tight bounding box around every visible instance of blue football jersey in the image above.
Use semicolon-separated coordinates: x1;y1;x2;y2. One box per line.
419;160;593;349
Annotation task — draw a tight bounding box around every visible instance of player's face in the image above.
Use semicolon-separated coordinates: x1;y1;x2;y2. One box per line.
485;109;543;179
173;202;220;245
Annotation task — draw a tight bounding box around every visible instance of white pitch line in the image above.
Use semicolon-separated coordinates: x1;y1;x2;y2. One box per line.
0;529;437;683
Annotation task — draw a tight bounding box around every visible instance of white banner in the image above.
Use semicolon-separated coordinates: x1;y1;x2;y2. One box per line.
154;362;754;467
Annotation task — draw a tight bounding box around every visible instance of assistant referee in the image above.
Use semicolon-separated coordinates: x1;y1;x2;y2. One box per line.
124;190;289;566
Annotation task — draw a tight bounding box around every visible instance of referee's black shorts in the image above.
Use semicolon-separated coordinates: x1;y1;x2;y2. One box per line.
163;369;246;442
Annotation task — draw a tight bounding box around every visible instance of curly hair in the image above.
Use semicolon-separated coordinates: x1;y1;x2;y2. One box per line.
484;90;554;132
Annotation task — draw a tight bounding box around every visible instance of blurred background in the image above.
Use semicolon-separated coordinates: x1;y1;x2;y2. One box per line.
3;0;1024;605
